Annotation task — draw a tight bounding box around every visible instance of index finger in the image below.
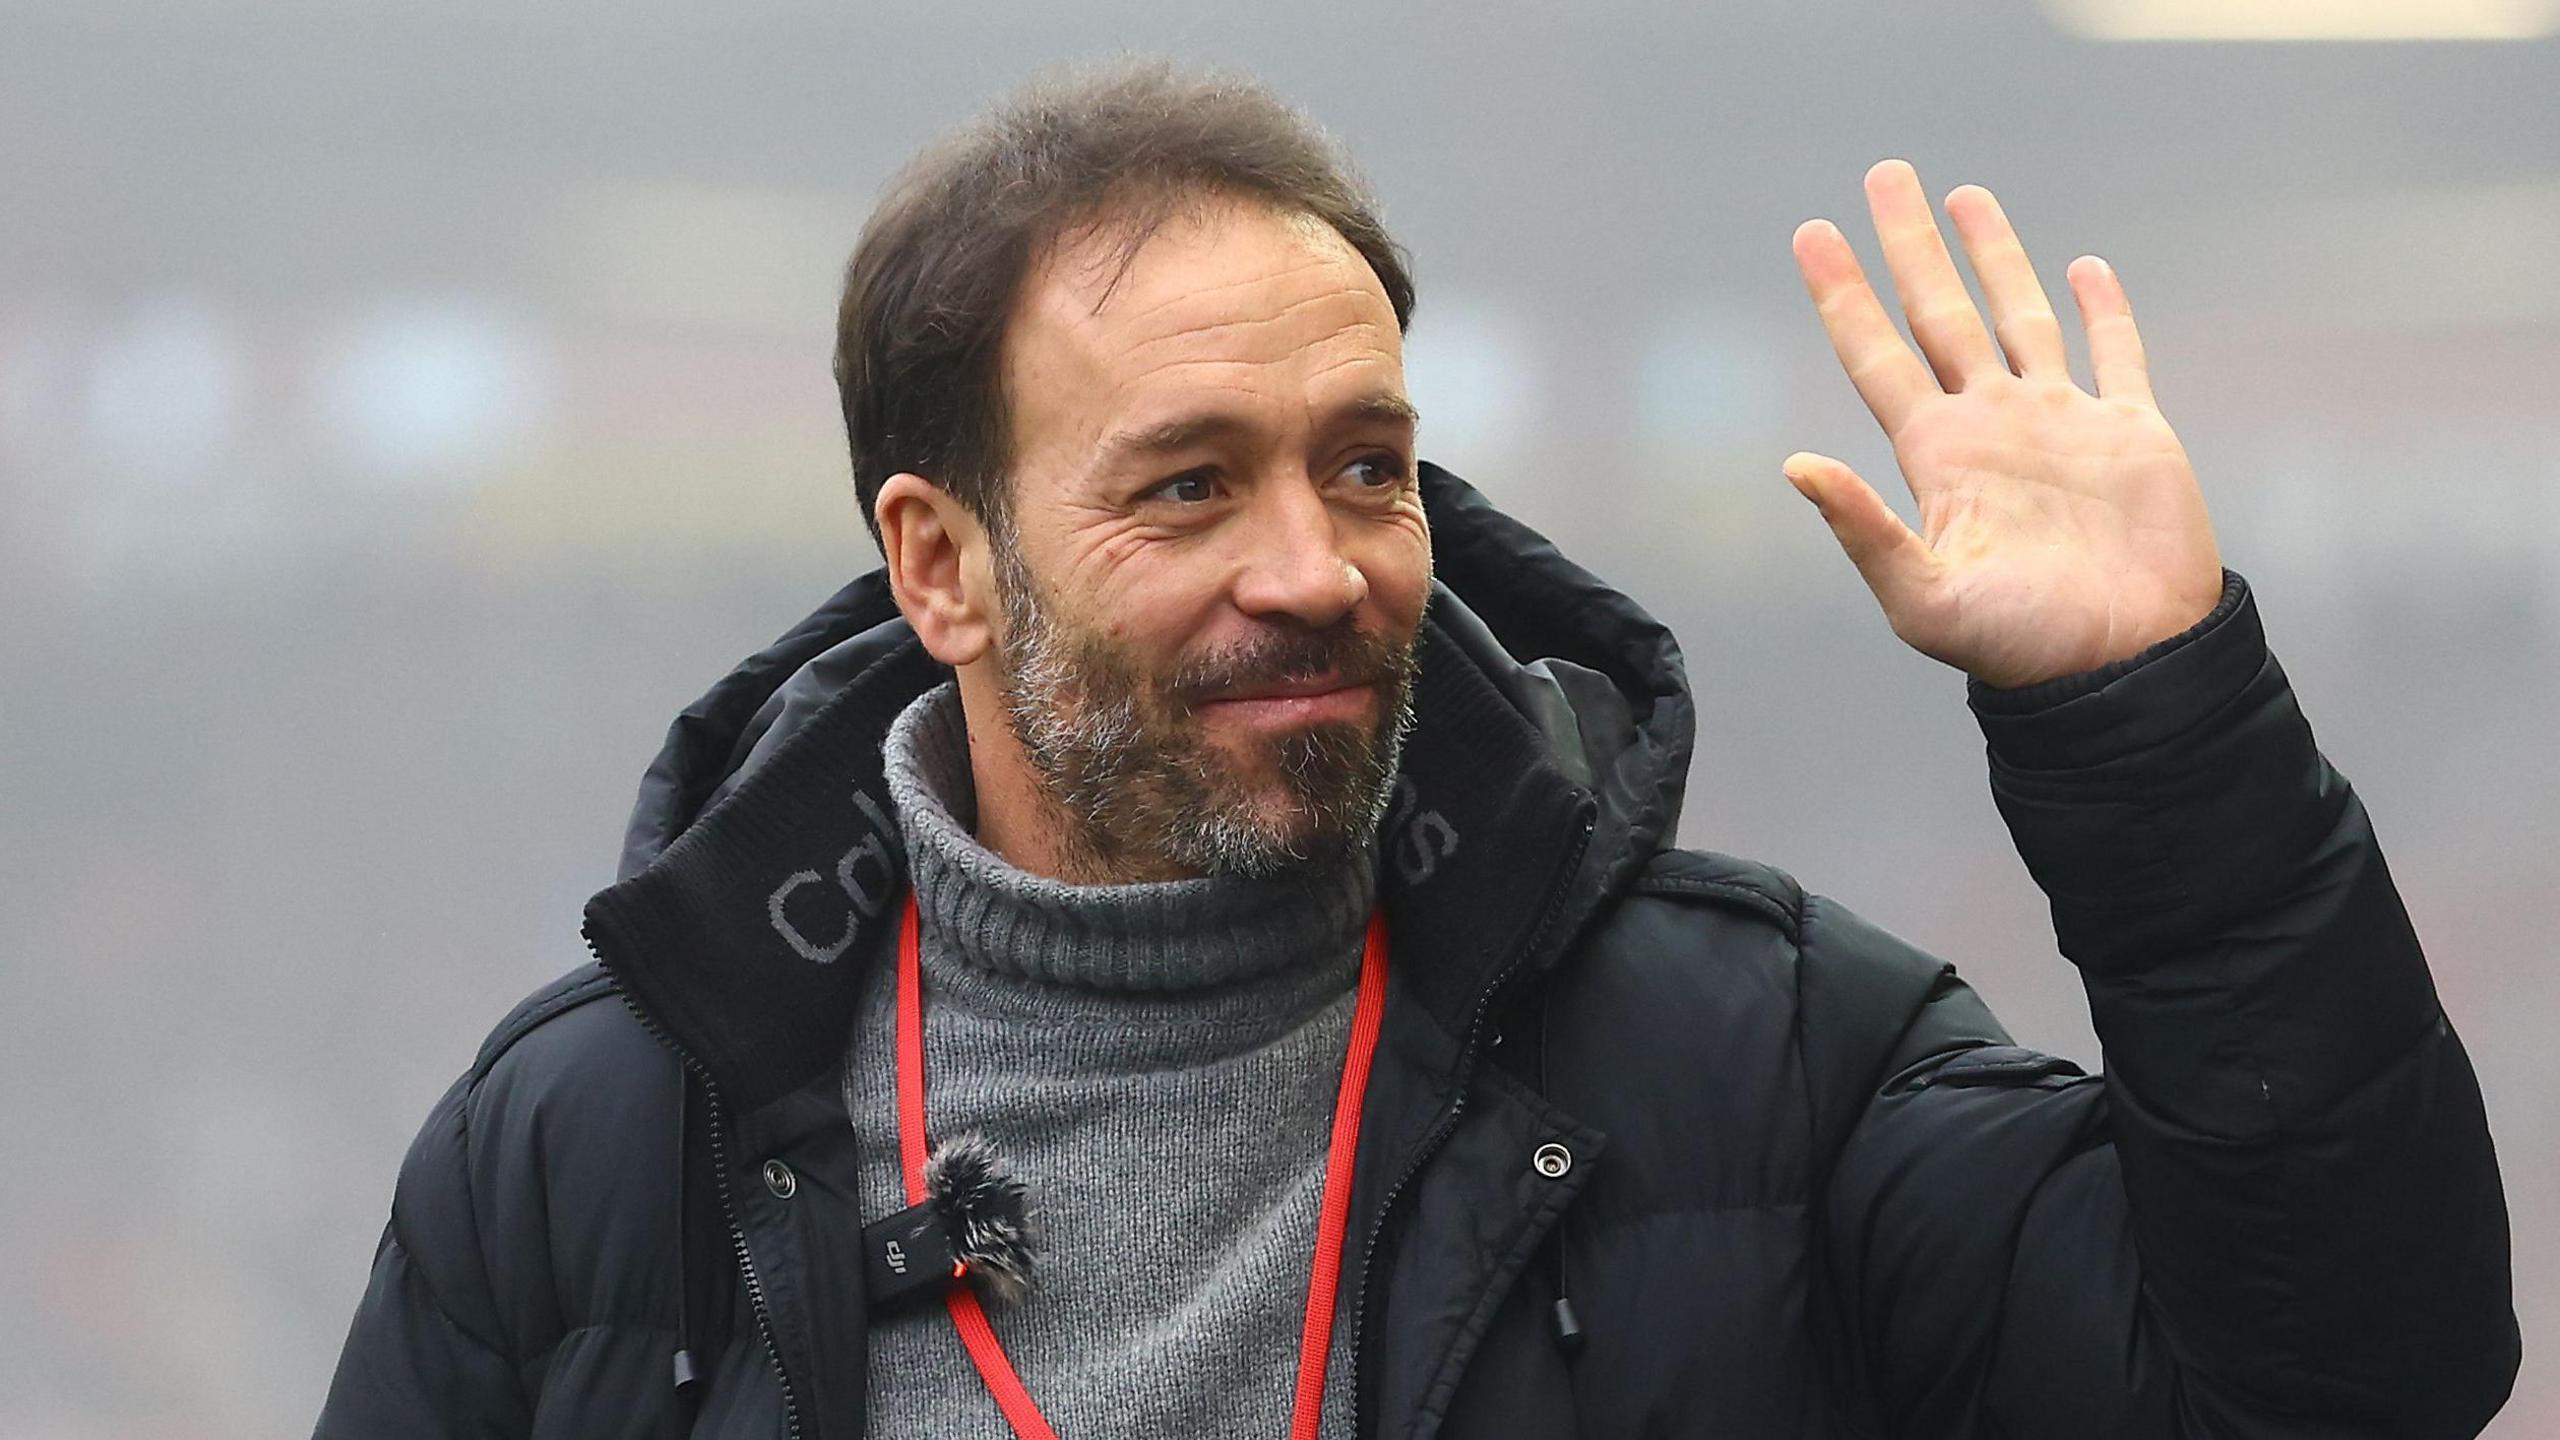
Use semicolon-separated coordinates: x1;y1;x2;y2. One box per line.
1793;217;1937;434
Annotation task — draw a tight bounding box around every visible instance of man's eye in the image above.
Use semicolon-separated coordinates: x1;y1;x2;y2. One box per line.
1148;470;1217;504
1345;455;1409;489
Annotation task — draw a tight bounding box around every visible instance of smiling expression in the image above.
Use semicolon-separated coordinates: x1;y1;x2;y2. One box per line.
972;193;1433;882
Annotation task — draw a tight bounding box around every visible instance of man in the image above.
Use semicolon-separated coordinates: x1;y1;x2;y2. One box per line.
316;63;2518;1438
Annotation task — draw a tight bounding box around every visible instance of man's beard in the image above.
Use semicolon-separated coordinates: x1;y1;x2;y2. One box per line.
990;545;1419;883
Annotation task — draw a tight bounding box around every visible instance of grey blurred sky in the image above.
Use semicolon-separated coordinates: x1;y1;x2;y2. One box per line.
4;3;2555;1434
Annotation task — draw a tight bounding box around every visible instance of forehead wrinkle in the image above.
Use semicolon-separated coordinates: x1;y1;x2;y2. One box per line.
1093;336;1404;461
1109;286;1384;367
1010;282;1381;427
1078;371;1278;462
1300;348;1405;390
1097;247;1362;326
1105;353;1378;422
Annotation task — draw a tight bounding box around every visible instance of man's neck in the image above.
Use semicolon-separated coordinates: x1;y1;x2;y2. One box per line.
884;681;1377;993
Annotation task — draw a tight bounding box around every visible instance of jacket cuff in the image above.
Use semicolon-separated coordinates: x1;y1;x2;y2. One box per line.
1967;571;2257;772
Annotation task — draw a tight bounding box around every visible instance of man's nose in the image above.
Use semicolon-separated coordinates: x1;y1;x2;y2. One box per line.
1231;480;1369;628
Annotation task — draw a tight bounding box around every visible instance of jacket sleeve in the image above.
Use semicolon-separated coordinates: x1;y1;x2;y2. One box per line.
313;1070;532;1439
1817;574;2518;1439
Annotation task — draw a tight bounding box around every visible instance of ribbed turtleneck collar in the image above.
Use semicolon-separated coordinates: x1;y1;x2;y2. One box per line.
882;683;1377;993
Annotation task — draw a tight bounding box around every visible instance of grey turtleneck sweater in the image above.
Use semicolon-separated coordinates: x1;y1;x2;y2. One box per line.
849;683;1373;1438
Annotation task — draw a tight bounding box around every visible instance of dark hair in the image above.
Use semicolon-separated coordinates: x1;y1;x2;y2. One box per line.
833;60;1416;546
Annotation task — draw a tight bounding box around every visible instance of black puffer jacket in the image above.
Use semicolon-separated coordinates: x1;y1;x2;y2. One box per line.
317;463;2517;1438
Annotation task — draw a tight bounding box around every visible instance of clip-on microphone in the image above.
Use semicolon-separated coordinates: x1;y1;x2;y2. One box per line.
863;1132;1038;1315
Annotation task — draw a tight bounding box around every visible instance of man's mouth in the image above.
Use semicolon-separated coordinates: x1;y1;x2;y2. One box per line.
1197;673;1376;727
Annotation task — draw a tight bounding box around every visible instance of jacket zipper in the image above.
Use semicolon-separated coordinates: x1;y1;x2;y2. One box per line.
591;925;808;1440
590;800;1594;1439
1346;805;1596;1439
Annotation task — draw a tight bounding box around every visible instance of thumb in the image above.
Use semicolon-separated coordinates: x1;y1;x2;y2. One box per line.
1782;451;1938;608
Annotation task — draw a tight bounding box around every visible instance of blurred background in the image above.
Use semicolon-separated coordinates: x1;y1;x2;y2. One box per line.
3;0;2553;1433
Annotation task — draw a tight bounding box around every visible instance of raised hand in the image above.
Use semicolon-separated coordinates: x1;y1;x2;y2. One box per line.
1785;160;2224;689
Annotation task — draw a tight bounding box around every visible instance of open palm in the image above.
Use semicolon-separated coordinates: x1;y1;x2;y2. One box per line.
1785;161;2224;689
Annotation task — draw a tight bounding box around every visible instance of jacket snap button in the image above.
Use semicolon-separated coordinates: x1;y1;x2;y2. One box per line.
761;1159;797;1199
1532;1142;1573;1179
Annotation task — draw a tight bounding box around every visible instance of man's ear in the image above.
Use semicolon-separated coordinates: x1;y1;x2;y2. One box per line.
876;473;997;667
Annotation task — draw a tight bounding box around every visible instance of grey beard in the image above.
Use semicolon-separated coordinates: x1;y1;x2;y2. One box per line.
992;547;1415;882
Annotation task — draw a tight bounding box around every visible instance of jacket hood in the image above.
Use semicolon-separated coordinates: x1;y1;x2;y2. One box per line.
587;462;1694;1106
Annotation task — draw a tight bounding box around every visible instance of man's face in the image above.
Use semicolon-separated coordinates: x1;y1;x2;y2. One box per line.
987;195;1430;882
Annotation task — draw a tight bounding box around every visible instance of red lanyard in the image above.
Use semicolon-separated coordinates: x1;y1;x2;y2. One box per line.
896;894;1391;1440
